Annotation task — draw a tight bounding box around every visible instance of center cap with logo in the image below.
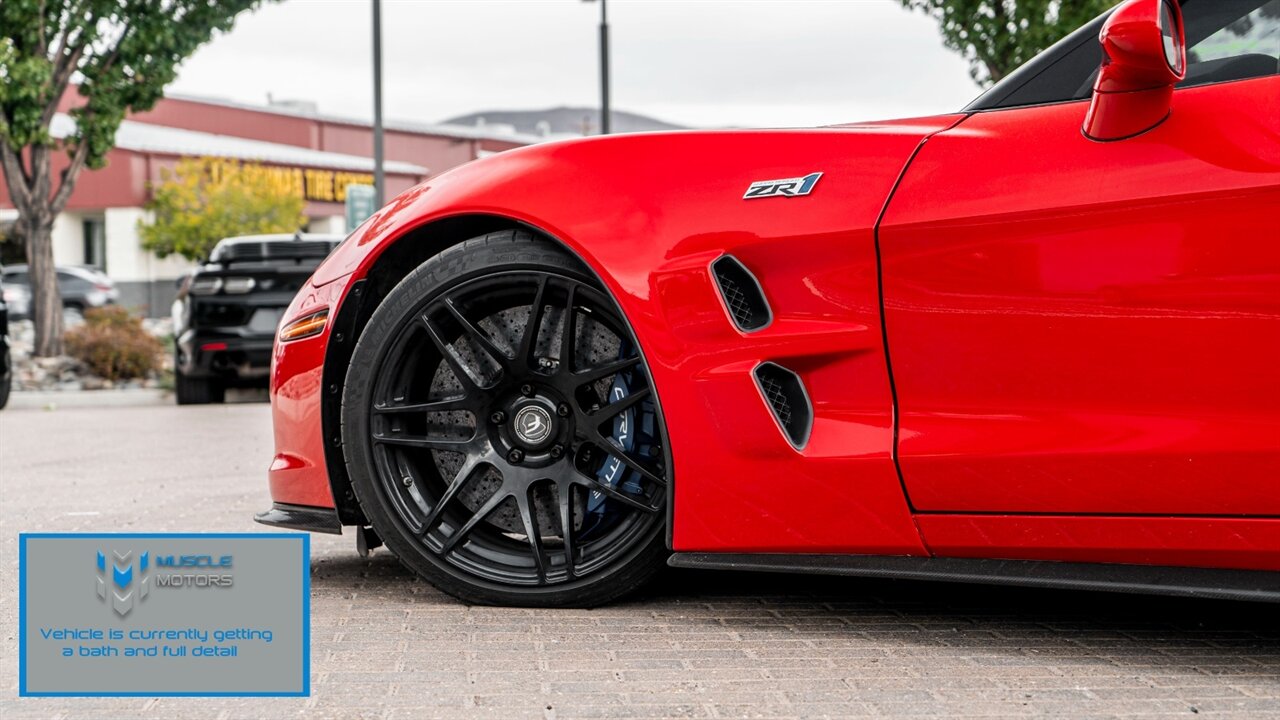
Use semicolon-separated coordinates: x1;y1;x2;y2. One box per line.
512;405;554;448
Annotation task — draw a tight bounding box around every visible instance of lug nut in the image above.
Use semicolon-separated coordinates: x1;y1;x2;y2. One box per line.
557;403;571;417
490;411;506;424
550;445;564;459
507;448;525;464
520;383;535;397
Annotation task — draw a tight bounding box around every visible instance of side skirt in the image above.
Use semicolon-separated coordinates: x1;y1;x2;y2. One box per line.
255;503;344;535
667;553;1280;604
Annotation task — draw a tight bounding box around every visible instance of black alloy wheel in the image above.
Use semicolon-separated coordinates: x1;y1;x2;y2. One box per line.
342;231;670;606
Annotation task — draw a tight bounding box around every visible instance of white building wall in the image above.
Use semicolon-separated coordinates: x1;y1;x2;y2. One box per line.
51;211;85;266
103;207;191;282
0;209;84;265
104;207;194;316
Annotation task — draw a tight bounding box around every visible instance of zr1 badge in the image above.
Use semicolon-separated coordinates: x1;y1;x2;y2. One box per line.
743;172;822;199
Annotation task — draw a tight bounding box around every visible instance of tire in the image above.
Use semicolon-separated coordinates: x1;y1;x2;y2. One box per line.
0;348;10;411
342;230;670;607
175;362;225;405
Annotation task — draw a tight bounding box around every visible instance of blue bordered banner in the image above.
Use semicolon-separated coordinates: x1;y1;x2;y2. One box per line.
19;532;310;697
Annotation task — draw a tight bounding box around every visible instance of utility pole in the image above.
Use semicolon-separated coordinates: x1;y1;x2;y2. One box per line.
372;0;386;206
585;0;611;135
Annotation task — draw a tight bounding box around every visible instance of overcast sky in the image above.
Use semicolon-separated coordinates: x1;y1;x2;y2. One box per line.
169;0;981;130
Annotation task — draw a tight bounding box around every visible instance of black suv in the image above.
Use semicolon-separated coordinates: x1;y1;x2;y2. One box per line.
173;233;342;404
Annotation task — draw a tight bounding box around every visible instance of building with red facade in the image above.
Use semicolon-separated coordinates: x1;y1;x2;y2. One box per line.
0;93;550;314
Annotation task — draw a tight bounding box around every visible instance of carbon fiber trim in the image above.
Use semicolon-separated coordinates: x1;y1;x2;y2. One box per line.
254;503;343;535
667;553;1280;604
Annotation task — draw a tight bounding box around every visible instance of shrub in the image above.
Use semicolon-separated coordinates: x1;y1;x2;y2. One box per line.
65;307;163;382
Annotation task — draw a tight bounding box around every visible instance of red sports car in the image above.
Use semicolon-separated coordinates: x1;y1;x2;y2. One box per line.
258;0;1280;606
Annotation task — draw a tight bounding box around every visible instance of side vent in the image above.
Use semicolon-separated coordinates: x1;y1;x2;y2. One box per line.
753;362;813;450
711;255;772;332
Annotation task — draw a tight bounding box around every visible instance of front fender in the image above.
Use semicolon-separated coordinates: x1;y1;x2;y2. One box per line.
318;116;962;554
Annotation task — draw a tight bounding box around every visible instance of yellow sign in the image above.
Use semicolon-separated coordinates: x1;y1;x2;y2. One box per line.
204;158;374;203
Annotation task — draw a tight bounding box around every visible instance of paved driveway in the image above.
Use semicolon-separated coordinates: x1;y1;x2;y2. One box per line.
1;403;1277;719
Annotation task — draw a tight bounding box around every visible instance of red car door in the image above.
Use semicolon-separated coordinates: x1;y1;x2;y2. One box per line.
878;39;1280;515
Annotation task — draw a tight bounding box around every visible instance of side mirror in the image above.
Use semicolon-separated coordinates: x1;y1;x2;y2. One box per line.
1083;0;1186;142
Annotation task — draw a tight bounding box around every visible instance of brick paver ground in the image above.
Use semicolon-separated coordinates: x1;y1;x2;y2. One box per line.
1;403;1277;719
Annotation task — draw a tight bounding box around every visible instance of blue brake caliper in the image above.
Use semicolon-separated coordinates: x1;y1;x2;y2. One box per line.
580;348;656;538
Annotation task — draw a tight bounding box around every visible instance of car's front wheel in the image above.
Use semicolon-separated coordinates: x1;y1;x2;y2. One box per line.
342;231;670;607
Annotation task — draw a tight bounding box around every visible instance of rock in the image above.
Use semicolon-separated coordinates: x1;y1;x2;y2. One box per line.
142;317;174;339
8;316;170;392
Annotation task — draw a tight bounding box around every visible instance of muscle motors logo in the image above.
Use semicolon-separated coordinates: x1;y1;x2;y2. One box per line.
95;550;234;617
96;550;150;617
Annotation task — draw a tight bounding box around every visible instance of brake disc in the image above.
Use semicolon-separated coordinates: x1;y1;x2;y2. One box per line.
427;304;623;537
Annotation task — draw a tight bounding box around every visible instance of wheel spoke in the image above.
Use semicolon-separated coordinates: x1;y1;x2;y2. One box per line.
440;488;508;556
558;283;577;374
591;386;652;422
420;314;483;390
516;492;548;583
418;454;486;536
573;471;661;514
444;297;513;371
585;428;667;486
558;483;577;578
517;275;550;367
373;432;472;452
373;396;472;415
573;355;641;385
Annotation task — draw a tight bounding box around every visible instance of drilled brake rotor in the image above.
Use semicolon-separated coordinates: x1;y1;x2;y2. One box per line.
427;303;622;534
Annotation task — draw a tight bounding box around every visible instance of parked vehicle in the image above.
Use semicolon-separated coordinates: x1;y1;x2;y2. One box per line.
259;0;1280;606
172;233;342;404
0;271;11;410
1;278;30;321
1;264;118;318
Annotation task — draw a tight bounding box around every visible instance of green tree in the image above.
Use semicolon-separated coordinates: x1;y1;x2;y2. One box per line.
899;0;1118;86
0;0;264;356
140;157;306;261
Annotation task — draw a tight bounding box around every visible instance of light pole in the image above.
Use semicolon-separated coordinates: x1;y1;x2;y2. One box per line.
372;0;386;206
585;0;610;135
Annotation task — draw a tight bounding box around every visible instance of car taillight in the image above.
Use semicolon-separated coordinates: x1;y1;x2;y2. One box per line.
221;277;256;294
93;283;113;292
278;309;329;342
190;277;223;295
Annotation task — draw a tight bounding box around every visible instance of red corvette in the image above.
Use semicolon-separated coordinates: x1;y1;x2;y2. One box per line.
258;0;1280;606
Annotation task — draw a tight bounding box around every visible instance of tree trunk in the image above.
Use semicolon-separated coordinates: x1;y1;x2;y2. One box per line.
23;216;66;357
2;133;84;359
